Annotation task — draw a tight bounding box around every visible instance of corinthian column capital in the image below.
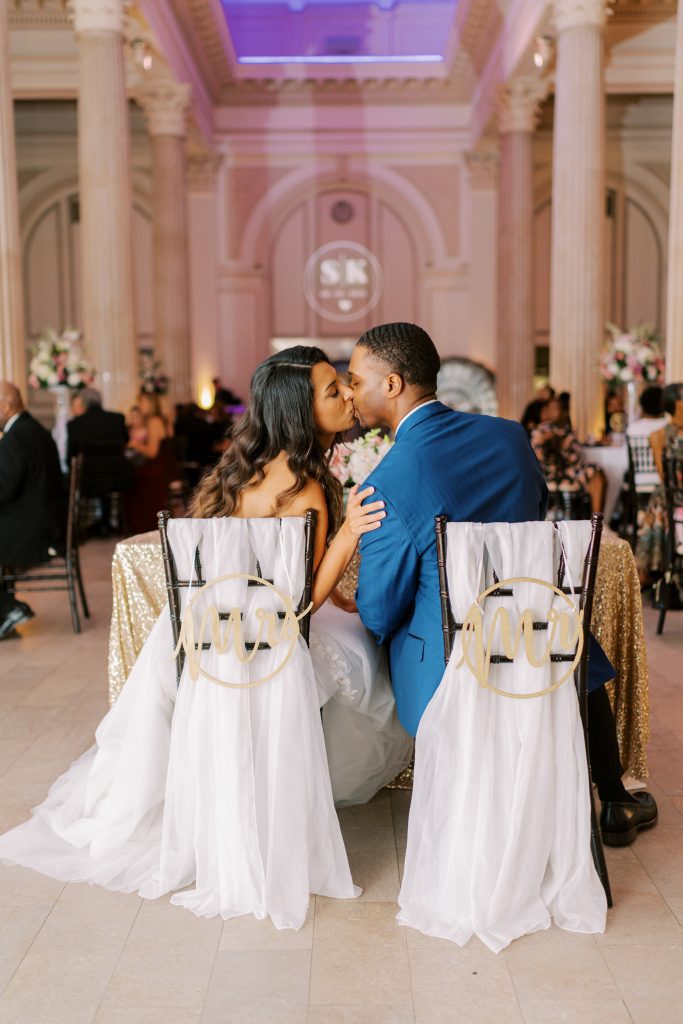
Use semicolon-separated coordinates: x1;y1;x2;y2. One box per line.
70;0;126;36
187;149;223;191
137;80;191;138
553;0;612;33
464;146;500;189
496;77;549;134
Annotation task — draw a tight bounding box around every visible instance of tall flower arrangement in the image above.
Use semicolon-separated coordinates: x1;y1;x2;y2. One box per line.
599;323;665;386
330;428;393;488
27;328;96;390
139;348;168;395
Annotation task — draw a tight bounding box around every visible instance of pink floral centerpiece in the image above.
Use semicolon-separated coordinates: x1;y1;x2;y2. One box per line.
27;328;96;390
599;323;665;388
330;428;393;489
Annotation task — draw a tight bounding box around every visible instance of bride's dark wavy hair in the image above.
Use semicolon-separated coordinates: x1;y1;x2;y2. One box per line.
189;346;343;536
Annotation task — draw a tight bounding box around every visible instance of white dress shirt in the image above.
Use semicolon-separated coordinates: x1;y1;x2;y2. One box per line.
1;411;21;438
395;399;439;438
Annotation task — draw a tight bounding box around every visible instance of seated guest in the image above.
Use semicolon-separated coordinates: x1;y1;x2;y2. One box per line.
626;385;666;438
531;396;606;514
635;382;683;587
68;388;130;534
520;384;555;436
67;387;128;462
0;382;65;640
603;390;625;440
126;403;148;448
123;392;175;534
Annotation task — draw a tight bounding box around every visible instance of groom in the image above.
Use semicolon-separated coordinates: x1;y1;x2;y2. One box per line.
348;322;657;846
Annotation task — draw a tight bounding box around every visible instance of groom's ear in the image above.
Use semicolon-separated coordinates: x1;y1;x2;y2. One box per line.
385;373;405;399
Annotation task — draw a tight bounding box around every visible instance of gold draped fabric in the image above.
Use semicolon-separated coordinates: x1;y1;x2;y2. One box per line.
108;535;650;778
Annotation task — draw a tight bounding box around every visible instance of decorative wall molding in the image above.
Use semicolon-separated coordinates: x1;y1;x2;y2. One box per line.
69;0;126;36
9;1;70;29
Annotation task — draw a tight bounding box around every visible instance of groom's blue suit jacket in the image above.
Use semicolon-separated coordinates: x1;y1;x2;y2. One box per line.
355;402;614;737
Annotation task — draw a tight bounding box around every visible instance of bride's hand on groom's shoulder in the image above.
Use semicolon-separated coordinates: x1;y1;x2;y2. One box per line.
344;484;386;541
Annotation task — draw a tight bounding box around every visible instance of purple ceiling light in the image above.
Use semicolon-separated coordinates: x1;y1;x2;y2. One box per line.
220;1;457;65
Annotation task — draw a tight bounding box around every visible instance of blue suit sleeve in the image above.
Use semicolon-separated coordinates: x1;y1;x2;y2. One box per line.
355;486;419;645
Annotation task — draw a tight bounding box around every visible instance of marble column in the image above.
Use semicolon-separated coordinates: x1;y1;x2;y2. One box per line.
495;78;548;420
137;81;192;405
187;149;222;408
666;0;683;380
464;146;499;374
72;0;137;411
0;4;26;385
550;0;610;441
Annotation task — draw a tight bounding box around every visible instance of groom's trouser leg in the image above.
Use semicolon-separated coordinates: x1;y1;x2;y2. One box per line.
587;685;623;786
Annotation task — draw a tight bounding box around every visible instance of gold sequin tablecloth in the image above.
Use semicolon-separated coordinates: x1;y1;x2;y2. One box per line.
108;534;650;777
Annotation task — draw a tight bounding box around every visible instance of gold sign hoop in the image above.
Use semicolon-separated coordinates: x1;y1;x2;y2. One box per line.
173;572;311;689
456;576;584;700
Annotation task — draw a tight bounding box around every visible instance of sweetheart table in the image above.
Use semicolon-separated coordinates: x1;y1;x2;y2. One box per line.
107;532;650;779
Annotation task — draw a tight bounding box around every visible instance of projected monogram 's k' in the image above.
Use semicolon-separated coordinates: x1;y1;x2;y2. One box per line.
456;577;584;699
173;574;312;689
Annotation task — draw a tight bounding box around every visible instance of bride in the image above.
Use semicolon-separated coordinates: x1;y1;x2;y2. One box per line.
0;347;411;929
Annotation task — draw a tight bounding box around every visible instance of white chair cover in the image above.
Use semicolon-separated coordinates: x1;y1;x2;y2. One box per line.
397;521;607;953
0;517;359;929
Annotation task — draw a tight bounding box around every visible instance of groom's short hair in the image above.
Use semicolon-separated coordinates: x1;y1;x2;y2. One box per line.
357;323;441;392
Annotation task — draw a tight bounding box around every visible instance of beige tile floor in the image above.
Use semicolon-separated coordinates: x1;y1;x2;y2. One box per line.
0;539;682;1024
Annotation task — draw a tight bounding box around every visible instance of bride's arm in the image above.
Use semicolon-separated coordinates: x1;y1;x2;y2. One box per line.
308;484;385;613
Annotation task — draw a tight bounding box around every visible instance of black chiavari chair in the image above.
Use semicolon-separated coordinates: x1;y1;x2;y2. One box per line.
435;513;612;907
1;455;90;634
157;509;318;687
625;435;660;548
656;453;683;636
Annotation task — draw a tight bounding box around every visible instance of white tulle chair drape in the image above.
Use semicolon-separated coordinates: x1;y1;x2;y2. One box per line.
397;521;607;953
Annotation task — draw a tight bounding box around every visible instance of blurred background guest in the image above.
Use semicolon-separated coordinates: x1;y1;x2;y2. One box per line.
626;386;666;439
603;390;626;441
521;385;555;436
531;394;606;514
123;391;176;534
67;387;128;461
634;383;683;587
0;382;64;639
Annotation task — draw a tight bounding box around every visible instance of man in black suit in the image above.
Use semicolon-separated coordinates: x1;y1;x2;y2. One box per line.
67;388;129;534
0;381;65;639
67;387;128;462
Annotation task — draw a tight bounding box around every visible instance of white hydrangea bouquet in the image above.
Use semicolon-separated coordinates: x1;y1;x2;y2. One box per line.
330;428;394;489
599;322;665;386
27;328;96;390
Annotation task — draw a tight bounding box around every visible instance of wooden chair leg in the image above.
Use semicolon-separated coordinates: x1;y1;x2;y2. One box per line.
65;563;82;634
589;780;613;908
74;552;90;619
657;603;667;636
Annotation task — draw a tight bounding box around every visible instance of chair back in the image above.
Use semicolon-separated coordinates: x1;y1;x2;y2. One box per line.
662;453;683;561
435;515;603;706
627;435;659;494
80;439;132;497
66;454;84;557
434;514;611;906
158;510;318;687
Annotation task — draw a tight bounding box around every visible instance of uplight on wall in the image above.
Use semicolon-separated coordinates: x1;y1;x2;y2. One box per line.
198;382;215;410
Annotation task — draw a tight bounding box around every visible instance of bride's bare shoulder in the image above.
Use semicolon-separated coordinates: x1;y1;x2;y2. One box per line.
281;477;326;516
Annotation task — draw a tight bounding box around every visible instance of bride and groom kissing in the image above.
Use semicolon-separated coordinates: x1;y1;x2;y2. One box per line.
0;322;656;943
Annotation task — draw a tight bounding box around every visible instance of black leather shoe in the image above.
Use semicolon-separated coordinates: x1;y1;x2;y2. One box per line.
600;791;658;847
0;601;35;641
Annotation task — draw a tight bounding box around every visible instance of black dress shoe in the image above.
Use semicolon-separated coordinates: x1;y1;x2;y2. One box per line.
600;791;658;847
0;601;35;641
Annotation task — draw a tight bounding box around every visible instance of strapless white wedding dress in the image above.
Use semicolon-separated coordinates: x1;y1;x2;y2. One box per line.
0;518;408;929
